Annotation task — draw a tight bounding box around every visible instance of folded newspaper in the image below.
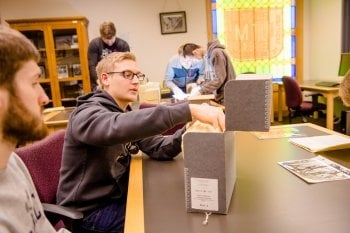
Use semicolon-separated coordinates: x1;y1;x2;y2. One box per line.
278;155;350;183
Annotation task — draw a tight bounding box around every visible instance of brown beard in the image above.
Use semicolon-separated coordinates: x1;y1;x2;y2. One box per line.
3;94;48;146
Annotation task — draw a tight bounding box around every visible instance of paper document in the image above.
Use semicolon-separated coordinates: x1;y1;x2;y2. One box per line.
278;155;350;183
288;134;350;152
253;127;304;139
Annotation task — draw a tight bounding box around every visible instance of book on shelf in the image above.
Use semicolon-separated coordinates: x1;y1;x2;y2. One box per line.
57;64;69;78
224;74;272;132
278;155;350;183
39;65;46;79
55;35;72;49
288;134;350;153
72;63;81;76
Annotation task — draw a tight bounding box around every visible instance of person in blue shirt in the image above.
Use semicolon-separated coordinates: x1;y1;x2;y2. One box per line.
164;43;205;99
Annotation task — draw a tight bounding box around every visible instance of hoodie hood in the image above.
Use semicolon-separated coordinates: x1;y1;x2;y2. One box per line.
76;90;131;113
207;39;226;56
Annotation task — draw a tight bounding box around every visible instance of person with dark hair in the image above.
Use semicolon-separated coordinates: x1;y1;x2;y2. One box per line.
88;21;130;90
57;51;225;233
190;39;236;105
0;26;69;232
164;43;205;99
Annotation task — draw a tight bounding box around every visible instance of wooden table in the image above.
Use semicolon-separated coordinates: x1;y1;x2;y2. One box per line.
43;107;74;133
187;94;215;104
275;81;340;129
299;81;340;130
275;82;284;122
125;123;350;233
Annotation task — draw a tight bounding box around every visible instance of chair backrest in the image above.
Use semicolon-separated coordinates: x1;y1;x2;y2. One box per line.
15;130;65;204
282;76;303;108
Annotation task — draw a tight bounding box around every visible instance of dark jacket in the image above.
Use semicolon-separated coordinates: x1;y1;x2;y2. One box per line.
87;37;130;87
200;40;236;104
56;90;191;212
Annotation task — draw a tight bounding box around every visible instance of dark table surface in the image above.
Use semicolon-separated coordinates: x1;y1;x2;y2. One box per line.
142;124;350;233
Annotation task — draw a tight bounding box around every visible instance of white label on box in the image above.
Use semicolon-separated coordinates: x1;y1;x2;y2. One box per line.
190;177;218;211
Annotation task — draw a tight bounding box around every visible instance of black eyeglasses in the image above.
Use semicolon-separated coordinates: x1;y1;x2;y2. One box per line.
107;70;146;81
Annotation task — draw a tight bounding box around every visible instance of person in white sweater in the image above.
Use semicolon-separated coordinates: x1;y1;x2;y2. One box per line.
0;26;70;233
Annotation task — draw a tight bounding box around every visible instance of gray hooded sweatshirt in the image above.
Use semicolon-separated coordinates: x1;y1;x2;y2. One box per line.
200;39;236;104
57;90;191;212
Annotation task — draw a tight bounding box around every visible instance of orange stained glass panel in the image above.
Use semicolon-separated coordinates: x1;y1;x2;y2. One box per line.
224;8;283;61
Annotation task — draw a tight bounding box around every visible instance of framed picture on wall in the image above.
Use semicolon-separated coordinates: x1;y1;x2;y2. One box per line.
159;11;187;35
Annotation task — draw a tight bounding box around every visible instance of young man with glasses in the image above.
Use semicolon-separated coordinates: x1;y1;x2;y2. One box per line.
57;52;225;233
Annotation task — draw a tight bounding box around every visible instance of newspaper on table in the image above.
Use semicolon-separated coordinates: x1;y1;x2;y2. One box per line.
278;155;350;183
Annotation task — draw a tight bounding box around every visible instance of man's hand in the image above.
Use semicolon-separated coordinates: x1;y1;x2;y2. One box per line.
189;84;201;97
188;104;225;132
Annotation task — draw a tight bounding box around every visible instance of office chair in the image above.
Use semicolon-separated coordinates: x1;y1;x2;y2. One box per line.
282;76;326;123
139;102;186;135
15;130;83;232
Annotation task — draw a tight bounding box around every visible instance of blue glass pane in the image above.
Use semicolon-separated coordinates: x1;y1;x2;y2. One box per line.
291;35;296;58
291;5;296;29
291;64;296;77
273;77;283;83
212;10;217;36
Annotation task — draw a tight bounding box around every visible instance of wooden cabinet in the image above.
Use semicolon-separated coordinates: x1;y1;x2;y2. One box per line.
6;17;91;107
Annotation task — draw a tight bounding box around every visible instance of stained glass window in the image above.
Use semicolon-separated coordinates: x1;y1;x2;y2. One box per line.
210;0;295;81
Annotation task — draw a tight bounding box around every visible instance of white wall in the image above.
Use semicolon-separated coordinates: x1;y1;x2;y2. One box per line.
0;0;208;83
303;0;342;81
303;0;346;117
1;0;344;83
